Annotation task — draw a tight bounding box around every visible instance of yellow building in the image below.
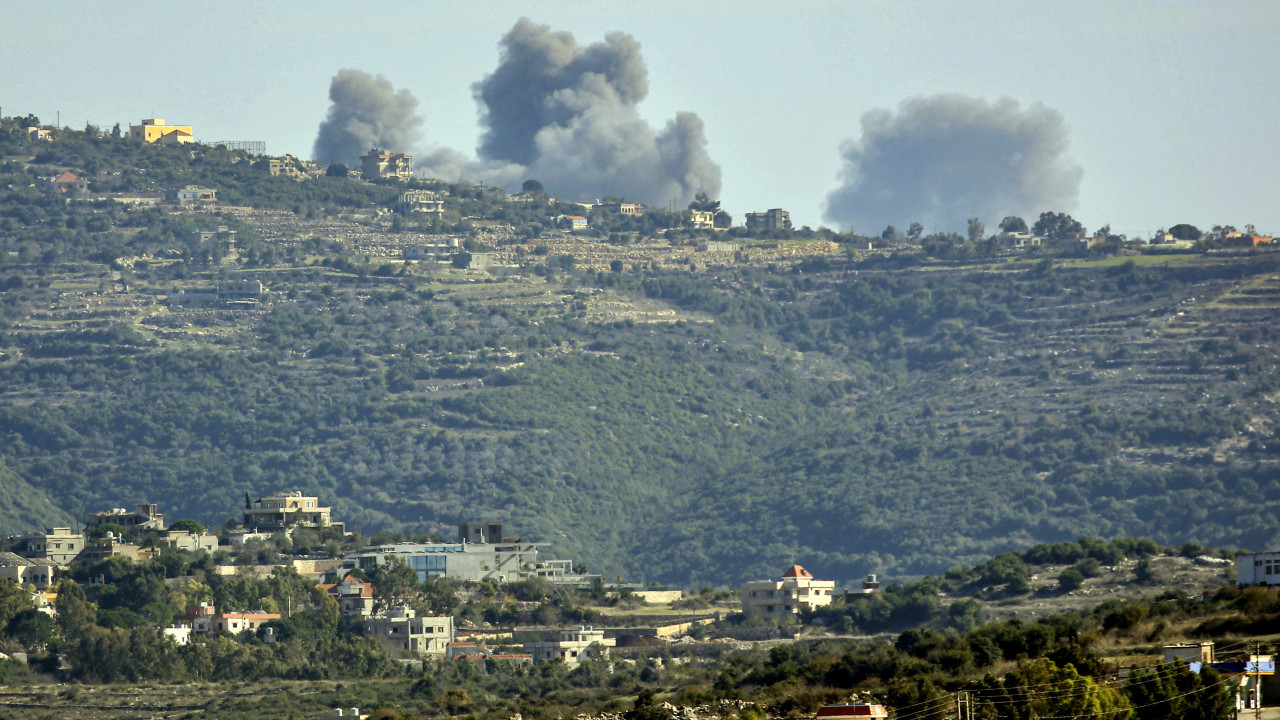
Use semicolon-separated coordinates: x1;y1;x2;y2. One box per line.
130;118;194;144
739;564;836;618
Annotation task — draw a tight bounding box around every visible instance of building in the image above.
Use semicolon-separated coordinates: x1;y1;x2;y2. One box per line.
243;491;344;533
51;171;88;195
595;202;645;216
86;503;165;532
457;520;513;545
1165;642;1215;665
319;576;376;616
159;530;219;553
130;118;194;144
524;626;615;665
815;704;889;720
403;240;461;262
78;538;156;563
738;564;837;618
348;539;539;584
168;185;217;204
255;155;323;179
399;190;445;218
0;552;59;588
745;208;792;230
4;527;85;566
184;603;281;636
26;127;51;142
360;148;414;181
163;625;192;646
367;606;453;656
688;210;715;230
1235;551;1280;586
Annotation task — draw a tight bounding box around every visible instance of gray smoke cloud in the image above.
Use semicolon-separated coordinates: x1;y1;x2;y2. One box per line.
313;69;423;166
823;95;1083;234
421;18;720;206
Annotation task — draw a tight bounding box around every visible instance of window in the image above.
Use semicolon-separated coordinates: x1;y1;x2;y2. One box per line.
306;501;315;508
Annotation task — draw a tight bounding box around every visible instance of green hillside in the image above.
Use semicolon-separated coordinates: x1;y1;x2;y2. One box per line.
1;119;1278;584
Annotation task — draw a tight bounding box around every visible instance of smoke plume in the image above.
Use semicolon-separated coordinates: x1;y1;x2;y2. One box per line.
823;95;1082;234
421;18;720;206
313;69;423;166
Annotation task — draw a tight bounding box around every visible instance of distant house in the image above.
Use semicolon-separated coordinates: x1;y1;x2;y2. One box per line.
524;626;615;664
159;530;219;553
318;576;377;616
168;185;217;204
130;118;194;144
87;503;165;532
738;564;836;617
367;606;454;656
26;127;51;142
0;551;59;588
559;215;588;231
1237;551;1280;586
3;527;85;566
361;148;414;181
183;603;281;636
51;171;88;195
399;190;445;218
745;208;791;230
688;210;715;230
243;491;344;533
255;155;323;179
595;202;645;216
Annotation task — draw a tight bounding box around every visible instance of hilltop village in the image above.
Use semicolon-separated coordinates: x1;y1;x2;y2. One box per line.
3;113;1280;718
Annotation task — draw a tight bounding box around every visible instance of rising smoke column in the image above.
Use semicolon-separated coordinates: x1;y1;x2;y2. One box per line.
313;69;424;166
424;18;720;206
823;95;1083;234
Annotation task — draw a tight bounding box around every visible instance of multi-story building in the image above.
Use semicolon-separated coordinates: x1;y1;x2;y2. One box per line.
169;185;218;204
130;118;194;144
738;564;836;618
745;208;792;230
398;190;445;218
4;527;85;566
367;606;453;656
159;530;219;553
184;603;281;636
0;551;59;587
319;576;377;616
360;148;414;181
1237;552;1280;586
243;491;344;533
86;503;165;532
594;202;645;216
688;210;715;230
524;626;614;664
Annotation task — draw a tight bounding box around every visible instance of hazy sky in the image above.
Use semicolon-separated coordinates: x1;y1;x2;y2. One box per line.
4;1;1277;237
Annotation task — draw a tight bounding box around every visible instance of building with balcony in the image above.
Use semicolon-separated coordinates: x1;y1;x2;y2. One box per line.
86;503;165;532
361;148;414;181
4;527;84;566
524;626;614;665
130;118;194;144
243;491;344;533
745;208;792;230
367;606;453;656
738;564;836;618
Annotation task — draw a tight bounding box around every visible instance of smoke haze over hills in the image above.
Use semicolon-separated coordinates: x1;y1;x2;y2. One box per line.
421;18;721;206
313;69;423;167
823;95;1083;234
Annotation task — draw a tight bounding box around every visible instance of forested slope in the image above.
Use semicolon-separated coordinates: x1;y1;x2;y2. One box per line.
2;120;1278;585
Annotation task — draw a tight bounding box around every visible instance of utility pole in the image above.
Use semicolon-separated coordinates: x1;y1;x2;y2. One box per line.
955;691;972;720
1254;641;1262;720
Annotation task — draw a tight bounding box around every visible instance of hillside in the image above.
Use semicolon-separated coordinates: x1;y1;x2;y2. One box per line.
2;120;1279;585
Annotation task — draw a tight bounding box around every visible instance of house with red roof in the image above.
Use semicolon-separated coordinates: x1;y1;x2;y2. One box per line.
317;576;376;616
51;171;88;194
738;564;837;618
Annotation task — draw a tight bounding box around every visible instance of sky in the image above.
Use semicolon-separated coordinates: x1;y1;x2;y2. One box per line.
3;0;1277;237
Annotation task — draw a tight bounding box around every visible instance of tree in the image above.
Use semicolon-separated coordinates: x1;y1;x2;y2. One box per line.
521;179;544;196
688;192;720;213
451;250;473;269
967;217;985;242
170;519;205;535
326;162;349;177
1033;211;1085;241
1168;223;1201;241
713;210;733;228
999;216;1028;234
369;557;417;612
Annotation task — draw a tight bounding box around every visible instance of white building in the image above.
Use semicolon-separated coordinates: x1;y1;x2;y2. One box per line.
366;606;453;656
524;626;615;664
739;564;837;618
1237;552;1280;586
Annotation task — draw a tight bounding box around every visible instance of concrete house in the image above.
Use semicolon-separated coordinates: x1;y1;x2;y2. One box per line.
524;626;615;665
738;564;836;617
367;606;454;656
4;527;84;566
243;491;344;533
